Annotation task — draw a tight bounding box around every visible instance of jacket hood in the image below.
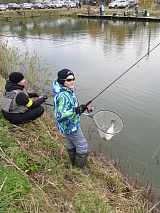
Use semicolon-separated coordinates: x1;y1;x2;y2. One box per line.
52;78;72;94
5;80;24;92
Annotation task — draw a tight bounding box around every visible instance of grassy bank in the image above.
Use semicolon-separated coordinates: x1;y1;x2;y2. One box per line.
0;6;160;22
0;8;85;21
0;77;159;211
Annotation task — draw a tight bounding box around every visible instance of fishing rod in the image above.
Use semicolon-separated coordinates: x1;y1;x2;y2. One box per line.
86;42;160;106
45;102;94;114
45;102;53;106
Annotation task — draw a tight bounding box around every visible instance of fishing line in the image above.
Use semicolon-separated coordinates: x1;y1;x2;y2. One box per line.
86;42;160;106
75;87;94;92
143;144;160;169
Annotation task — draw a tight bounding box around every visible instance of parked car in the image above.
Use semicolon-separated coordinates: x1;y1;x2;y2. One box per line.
0;4;7;11
43;1;55;8
128;0;136;7
33;3;45;9
63;0;73;7
108;0;128;8
8;3;20;10
52;1;63;8
91;0;97;5
22;3;32;10
59;0;65;7
29;3;34;8
68;1;76;8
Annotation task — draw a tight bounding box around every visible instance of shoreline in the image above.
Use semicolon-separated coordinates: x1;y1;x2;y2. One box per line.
0;7;160;22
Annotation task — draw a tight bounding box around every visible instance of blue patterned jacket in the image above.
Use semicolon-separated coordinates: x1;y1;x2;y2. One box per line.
52;79;80;134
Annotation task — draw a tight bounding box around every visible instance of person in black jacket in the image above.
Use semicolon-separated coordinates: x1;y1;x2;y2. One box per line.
1;72;48;124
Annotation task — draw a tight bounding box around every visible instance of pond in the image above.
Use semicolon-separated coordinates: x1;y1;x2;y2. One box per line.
1;17;160;190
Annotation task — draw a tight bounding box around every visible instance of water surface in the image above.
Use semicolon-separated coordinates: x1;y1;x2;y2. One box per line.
1;17;160;189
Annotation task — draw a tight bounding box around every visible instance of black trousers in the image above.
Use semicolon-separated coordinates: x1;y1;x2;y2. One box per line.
2;106;44;124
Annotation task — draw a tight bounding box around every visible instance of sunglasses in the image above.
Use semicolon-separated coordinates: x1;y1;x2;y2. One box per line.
60;78;75;82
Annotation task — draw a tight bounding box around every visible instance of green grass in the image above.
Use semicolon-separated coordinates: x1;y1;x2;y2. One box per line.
0;105;153;212
0;113;31;212
75;191;112;213
0;164;31;209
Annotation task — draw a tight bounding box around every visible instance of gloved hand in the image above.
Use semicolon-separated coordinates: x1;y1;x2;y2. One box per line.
32;93;39;97
75;104;87;114
28;92;39;98
42;95;48;102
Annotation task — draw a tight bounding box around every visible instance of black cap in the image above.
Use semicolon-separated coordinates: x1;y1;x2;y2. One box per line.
9;72;24;84
57;69;74;85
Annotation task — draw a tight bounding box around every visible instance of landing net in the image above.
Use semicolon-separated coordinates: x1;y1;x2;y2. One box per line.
93;110;124;141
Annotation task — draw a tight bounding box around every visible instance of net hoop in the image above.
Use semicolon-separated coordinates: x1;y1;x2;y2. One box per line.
92;110;124;140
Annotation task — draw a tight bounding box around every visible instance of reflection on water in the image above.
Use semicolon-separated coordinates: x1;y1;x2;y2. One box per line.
1;17;160;189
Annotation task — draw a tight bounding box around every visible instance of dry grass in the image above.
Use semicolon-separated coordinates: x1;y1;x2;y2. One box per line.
1;74;160;212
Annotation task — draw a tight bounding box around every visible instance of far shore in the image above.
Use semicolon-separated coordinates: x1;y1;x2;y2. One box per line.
0;5;160;22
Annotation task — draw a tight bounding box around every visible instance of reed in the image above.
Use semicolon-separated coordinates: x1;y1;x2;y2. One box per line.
0;42;54;96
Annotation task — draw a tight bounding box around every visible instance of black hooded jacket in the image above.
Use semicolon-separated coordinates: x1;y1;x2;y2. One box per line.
4;80;46;109
1;80;46;124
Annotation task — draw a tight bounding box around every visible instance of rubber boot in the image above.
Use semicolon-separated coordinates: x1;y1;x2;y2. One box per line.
75;152;90;173
67;147;76;166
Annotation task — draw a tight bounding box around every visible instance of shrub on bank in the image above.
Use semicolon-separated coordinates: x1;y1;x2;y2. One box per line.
0;42;53;95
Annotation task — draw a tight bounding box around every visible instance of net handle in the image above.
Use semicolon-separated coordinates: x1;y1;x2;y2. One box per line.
82;112;93;118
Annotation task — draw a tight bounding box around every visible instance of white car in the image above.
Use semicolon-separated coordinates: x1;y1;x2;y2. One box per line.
128;0;136;7
0;4;7;11
59;0;65;6
43;2;55;8
22;3;32;10
108;0;128;8
63;0;72;7
68;1;76;8
8;3;20;10
53;1;63;8
33;3;45;9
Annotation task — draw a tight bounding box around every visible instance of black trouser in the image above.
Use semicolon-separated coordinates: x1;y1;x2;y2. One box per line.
2;106;44;124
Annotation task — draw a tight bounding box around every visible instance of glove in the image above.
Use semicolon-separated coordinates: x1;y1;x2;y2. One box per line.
42;95;48;102
32;93;39;97
28;92;39;98
75;104;87;114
